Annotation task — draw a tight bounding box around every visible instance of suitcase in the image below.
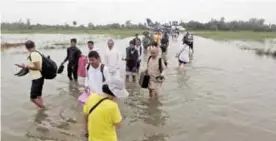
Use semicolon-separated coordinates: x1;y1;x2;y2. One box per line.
139;71;150;88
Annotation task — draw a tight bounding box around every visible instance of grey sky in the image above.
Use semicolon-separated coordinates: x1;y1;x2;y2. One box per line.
1;0;276;25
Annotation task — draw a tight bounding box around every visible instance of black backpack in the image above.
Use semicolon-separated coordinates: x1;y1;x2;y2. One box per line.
147;56;163;73
29;51;57;79
86;64;106;82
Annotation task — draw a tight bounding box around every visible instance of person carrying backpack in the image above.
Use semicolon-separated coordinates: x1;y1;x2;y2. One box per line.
85;51;111;94
15;40;57;109
146;47;166;98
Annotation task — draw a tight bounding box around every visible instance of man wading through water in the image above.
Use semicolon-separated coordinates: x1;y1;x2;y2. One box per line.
85;51;111;94
183;32;194;54
87;40;100;55
15;40;45;109
62;38;81;81
160;32;169;67
135;39;143;73
103;39;121;76
147;47;166;97
123;40;139;82
132;33;141;45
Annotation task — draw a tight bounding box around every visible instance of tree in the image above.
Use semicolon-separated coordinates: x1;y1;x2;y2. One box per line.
73;21;77;27
88;22;95;29
26;19;31;26
26;18;31;29
125;20;131;28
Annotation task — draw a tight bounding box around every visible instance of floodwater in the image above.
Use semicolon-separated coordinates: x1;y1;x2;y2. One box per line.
1;34;276;141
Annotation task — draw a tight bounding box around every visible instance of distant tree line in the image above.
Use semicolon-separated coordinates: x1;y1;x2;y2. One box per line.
1;17;276;32
180;17;276;32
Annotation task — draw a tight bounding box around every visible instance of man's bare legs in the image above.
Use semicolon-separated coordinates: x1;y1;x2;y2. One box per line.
31;96;45;109
149;89;159;98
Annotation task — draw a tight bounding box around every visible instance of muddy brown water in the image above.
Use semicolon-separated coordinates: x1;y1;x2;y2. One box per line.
1;34;276;141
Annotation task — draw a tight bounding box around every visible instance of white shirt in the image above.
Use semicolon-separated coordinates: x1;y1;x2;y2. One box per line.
177;44;190;63
188;34;193;42
135;45;143;61
103;47;121;74
84;64;110;94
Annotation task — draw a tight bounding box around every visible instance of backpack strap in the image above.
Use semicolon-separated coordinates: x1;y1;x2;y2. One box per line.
88;97;109;115
28;55;31;61
86;64;90;71
28;51;39;61
86;64;106;83
147;56;163;73
100;64;106;82
158;58;163;73
139;46;142;56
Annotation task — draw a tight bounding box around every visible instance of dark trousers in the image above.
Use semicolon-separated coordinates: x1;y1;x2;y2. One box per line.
136;60;141;72
67;64;78;81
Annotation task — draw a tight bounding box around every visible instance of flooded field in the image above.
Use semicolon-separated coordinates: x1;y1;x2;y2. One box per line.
1;34;276;141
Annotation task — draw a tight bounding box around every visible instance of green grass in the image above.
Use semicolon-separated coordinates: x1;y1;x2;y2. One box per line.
192;31;276;40
2;28;276;40
1;29;145;38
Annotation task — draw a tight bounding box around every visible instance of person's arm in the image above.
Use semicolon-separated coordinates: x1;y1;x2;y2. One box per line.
116;51;121;69
103;52;108;65
103;66;111;83
26;52;41;70
135;50;139;62
161;59;166;76
84;65;89;90
123;48;128;61
77;49;82;59
140;46;143;60
62;48;69;64
111;104;123;128
83;103;89;134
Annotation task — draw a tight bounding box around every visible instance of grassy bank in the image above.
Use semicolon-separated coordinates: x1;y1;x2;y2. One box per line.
1;29;145;38
192;31;276;40
2;29;276;40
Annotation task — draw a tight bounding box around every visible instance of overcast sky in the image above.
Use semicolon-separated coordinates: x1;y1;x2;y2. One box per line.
1;0;276;25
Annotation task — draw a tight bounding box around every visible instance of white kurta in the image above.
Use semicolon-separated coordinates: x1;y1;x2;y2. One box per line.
103;47;121;76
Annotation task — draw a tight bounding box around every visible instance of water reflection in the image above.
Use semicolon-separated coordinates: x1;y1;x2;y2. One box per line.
68;81;81;99
141;98;167;127
142;133;168;141
176;70;191;89
34;110;48;124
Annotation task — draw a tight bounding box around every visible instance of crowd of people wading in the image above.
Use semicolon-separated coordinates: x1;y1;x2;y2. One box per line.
14;29;194;141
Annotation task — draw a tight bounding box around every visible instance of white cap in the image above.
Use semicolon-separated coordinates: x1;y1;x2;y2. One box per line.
108;76;129;99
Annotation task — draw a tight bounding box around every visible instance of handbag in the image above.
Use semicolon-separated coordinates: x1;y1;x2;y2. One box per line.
139;70;150;88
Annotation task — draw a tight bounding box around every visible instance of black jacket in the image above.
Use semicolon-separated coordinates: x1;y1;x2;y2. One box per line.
63;46;81;66
126;47;139;67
